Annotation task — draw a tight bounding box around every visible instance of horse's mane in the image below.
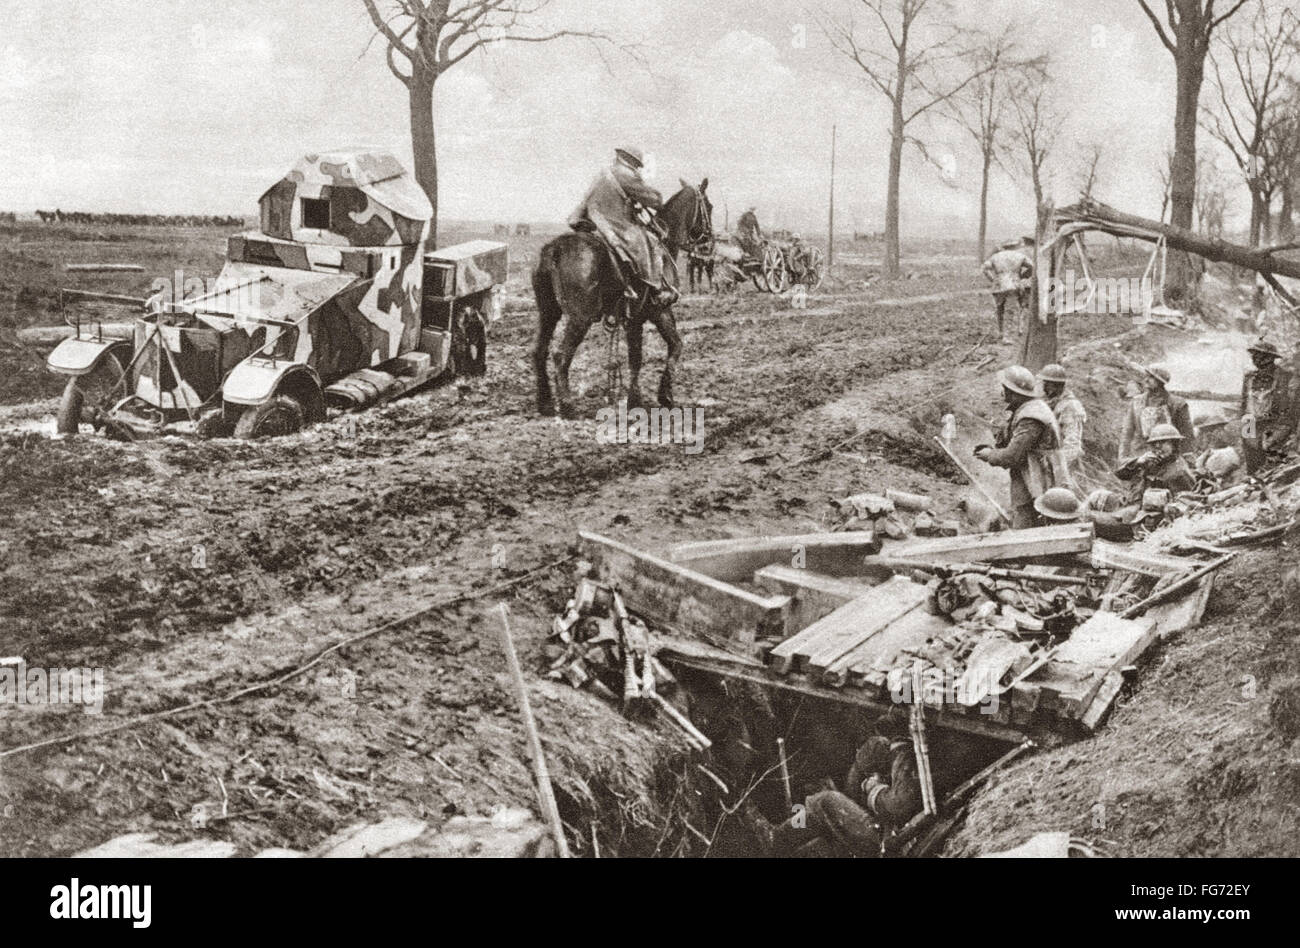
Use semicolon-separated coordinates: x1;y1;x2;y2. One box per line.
660;184;711;255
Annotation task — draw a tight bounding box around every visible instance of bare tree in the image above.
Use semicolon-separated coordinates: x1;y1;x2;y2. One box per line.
822;0;995;277
1007;59;1062;227
950;29;1043;261
1195;153;1229;238
362;0;623;245
1076;142;1108;202
1135;0;1251;296
1200;5;1300;246
1268;76;1300;242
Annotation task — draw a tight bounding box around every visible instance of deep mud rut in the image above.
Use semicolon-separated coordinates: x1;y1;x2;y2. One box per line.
0;272;1135;856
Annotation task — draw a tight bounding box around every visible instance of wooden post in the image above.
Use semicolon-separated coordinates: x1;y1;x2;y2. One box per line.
827;124;836;275
496;604;571;858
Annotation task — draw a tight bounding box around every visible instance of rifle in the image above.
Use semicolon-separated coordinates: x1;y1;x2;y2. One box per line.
932;436;1013;525
862;555;1094;587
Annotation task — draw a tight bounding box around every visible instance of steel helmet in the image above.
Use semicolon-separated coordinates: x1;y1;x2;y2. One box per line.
1248;338;1281;359
1147;422;1182;444
1143;363;1172;386
615;146;645;169
1086;488;1121;513
999;365;1040;398
1037;363;1068;384
1034;487;1082;521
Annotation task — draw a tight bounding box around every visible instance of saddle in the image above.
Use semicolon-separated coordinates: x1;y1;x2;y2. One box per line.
571;220;675;309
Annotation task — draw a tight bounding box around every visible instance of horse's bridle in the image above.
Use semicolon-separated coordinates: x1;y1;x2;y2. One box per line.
683;186;714;259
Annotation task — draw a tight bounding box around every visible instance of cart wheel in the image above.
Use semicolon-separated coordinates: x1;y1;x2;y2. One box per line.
762;246;788;294
233;394;305;439
55;353;124;436
804;249;826;290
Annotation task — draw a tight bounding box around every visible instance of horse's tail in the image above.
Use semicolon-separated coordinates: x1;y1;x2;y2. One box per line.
531;241;563;332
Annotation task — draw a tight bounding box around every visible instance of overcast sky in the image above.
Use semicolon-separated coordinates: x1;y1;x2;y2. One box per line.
0;0;1259;238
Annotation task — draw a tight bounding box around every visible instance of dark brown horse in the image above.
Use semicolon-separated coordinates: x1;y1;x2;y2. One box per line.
531;179;712;416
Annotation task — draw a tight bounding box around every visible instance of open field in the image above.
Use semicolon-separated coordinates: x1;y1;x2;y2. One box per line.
1;221;1295;857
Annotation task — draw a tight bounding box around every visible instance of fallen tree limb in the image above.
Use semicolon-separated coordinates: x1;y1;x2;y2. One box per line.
1056;200;1300;281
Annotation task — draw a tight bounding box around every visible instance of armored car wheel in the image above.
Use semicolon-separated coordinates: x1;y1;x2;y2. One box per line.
233;394;305;439
55;353;125;436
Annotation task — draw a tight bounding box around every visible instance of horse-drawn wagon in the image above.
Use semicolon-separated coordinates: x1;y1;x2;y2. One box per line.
48;150;504;439
689;235;826;294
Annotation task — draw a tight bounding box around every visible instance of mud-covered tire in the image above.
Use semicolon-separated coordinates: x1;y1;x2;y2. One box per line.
55;353;125;436
196;408;234;439
232;395;305;439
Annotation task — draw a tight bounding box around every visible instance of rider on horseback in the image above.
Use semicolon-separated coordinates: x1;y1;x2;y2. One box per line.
569;147;679;307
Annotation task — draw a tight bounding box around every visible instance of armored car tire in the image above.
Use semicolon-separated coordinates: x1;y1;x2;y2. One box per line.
55;352;125;436
232;394;306;439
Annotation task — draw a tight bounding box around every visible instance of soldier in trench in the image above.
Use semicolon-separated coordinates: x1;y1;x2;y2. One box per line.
1239;339;1298;474
768;718;992;857
973;365;1072;528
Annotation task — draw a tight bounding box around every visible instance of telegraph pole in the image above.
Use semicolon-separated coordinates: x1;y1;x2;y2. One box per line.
827;124;836;273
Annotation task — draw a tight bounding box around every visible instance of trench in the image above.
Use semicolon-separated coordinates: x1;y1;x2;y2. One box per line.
560;327;1244;858
554;660;1018;858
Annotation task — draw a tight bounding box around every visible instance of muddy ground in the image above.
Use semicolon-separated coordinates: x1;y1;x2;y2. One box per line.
1;221;1294;857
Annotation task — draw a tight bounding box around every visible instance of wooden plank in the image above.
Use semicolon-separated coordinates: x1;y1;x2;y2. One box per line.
1091;540;1193;577
844;608;956;690
579;531;789;646
1016;612;1157;719
1146;575;1215;641
655;635;1028;744
814;595;928;682
886;523;1094;565
1080;671;1125;731
668;531;881;582
753;565;874;635
768;575;927;675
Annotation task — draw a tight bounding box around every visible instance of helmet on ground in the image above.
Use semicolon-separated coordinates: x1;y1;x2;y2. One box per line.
1086;488;1121;513
999;365;1039;398
1194;407;1228;429
1143;363;1172;386
1248;338;1281;359
1147;422;1182;444
1034;487;1082;521
615;147;645;169
1037;363;1068;384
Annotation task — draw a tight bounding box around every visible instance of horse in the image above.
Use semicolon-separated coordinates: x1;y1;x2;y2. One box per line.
531;178;712;417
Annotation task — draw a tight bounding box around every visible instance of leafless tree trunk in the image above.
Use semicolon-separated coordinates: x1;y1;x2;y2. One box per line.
1157;148;1176;221
362;0;623;246
1076;143;1107;202
951;30;1042;262
1200;5;1300;247
1196;155;1229;238
823;0;996;278
1136;0;1250;297
1269;78;1300;242
1008;59;1060;218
